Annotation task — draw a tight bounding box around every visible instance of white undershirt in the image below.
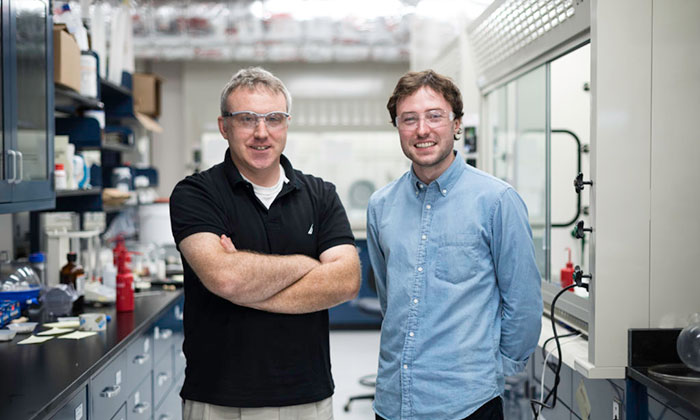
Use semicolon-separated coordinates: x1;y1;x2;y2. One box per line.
241;165;289;209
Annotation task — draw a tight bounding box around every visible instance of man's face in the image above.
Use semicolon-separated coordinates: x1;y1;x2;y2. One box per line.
218;87;288;185
396;86;460;183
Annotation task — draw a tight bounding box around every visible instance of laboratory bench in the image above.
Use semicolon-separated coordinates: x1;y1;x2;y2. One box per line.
0;288;185;420
627;329;700;420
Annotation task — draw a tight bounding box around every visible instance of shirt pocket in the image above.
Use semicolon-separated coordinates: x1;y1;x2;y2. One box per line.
434;236;478;284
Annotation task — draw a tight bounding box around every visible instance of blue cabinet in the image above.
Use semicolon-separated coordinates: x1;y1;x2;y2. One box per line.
0;0;55;213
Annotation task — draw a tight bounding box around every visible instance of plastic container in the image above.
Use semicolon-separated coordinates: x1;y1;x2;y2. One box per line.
55;163;67;190
7;322;37;333
0;256;42;310
0;329;16;341
114;238;134;312
42;285;76;317
560;247;574;292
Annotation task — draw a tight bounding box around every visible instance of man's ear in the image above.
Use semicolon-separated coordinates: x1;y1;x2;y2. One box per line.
218;116;228;139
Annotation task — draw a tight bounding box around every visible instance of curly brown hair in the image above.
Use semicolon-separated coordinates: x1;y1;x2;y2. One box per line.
387;70;463;140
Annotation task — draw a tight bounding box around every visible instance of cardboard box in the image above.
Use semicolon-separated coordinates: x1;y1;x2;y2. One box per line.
133;73;162;118
53;25;81;92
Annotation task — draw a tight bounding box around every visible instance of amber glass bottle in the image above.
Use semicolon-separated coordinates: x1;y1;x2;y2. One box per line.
60;252;85;314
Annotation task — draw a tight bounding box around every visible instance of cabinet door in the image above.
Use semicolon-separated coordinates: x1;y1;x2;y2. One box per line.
11;0;53;202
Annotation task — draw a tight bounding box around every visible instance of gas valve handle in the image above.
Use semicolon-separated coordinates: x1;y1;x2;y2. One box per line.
573;265;592;290
574;172;593;193
574;220;593;239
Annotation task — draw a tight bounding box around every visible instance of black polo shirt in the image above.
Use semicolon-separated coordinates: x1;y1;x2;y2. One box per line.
170;150;354;407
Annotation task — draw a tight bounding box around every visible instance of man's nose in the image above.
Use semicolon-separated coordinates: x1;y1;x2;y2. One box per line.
253;118;268;137
416;118;430;136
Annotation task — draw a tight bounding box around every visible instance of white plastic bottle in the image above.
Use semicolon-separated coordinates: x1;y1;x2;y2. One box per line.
55;163;67;190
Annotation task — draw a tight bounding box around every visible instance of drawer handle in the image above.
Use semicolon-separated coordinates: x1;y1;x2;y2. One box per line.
133;354;150;365
158;329;173;340
159;415;172;420
157;372;170;386
100;384;121;399
133;402;150;414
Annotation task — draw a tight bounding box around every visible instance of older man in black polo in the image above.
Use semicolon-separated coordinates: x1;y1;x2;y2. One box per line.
170;67;361;420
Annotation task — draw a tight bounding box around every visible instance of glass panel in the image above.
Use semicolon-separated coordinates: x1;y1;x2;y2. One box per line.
488;67;547;280
513;66;548;279
490;85;510;182
550;44;591;297
16;0;48;181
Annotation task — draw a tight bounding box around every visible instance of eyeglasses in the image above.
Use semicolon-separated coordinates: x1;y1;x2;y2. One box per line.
395;109;455;130
222;111;290;130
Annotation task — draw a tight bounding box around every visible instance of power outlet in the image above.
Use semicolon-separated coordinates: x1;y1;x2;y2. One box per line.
612;398;621;420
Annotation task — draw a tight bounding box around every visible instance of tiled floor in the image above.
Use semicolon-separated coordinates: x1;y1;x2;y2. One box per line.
329;330;381;420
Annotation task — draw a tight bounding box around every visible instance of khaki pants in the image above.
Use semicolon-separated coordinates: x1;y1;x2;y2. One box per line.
183;397;333;420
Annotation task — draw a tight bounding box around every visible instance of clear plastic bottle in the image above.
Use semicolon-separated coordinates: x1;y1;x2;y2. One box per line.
28;252;46;287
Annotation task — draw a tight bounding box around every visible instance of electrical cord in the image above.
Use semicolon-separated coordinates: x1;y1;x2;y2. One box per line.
530;278;589;419
541;331;578;359
539;333;582;413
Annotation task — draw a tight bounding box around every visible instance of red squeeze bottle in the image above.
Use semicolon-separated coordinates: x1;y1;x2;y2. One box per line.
116;243;135;312
560;247;575;292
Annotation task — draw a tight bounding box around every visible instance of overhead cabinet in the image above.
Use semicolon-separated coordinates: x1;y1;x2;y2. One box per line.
0;0;55;213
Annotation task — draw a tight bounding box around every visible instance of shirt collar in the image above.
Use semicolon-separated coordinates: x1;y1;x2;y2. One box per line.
410;151;466;196
223;149;300;191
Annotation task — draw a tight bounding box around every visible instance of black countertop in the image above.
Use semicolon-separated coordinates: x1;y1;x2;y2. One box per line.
627;366;700;418
0;289;184;420
628;329;700;419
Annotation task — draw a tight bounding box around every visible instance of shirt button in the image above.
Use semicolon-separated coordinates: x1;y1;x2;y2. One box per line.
426;204;431;209
403;364;408;369
409;332;415;337
419;184;424;189
417;266;423;272
421;234;427;240
413;298;419;304
442;189;447;194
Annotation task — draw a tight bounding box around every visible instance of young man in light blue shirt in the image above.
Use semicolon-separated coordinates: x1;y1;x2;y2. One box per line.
367;70;543;420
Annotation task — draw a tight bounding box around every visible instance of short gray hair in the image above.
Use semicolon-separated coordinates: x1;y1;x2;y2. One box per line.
219;67;292;115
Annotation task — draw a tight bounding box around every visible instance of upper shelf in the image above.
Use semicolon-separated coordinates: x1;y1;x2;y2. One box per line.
54;85;103;115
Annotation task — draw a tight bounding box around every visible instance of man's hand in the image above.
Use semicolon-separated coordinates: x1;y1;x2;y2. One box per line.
246;244;361;314
220;234;237;253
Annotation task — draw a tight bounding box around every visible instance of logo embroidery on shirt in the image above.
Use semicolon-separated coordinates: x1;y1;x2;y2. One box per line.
307;224;314;235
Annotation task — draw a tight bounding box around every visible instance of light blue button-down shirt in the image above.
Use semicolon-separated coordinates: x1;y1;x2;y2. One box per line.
366;155;542;420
